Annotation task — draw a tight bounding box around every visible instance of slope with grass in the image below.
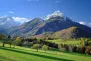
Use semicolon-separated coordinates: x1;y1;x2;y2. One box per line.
47;39;80;45
0;43;91;61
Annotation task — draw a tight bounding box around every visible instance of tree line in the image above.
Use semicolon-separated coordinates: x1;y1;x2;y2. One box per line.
58;38;91;55
0;34;58;52
0;34;91;55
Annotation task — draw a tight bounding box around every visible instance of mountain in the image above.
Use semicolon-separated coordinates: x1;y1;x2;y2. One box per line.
0;16;20;28
8;18;44;36
0;16;20;34
7;11;91;38
35;17;91;35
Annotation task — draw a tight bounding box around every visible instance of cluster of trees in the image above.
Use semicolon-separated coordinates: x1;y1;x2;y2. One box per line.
0;34;13;47
32;44;48;52
0;34;58;52
21;38;58;48
0;34;22;48
58;43;91;55
21;38;58;52
58;38;91;55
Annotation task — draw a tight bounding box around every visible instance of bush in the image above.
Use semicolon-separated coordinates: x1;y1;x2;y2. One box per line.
58;44;66;52
29;42;34;47
42;45;48;52
72;46;77;52
76;47;80;53
48;47;53;50
79;47;86;53
32;44;40;52
14;37;22;46
85;46;91;55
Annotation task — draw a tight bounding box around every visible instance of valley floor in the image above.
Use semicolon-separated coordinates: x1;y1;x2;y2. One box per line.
0;44;91;61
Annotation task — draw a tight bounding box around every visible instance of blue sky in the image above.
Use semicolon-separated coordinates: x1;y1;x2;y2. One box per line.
0;0;91;26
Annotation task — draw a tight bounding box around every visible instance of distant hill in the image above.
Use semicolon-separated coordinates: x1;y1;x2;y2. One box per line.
51;27;91;39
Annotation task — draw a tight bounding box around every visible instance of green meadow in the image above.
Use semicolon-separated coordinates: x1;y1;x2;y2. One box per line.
47;39;80;45
0;43;91;61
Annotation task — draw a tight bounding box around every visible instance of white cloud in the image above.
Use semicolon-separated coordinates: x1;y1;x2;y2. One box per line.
79;21;86;25
12;17;30;23
7;11;14;14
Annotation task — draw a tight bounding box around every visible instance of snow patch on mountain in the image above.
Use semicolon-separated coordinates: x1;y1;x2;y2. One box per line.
0;16;20;27
44;10;63;20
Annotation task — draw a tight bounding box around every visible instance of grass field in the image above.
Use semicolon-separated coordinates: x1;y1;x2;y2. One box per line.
47;39;80;45
0;43;91;61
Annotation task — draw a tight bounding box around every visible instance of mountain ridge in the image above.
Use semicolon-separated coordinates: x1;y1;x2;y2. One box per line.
0;11;91;38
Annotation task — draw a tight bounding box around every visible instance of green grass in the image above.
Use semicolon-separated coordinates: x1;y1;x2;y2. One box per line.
47;39;61;44
0;43;91;61
47;39;80;45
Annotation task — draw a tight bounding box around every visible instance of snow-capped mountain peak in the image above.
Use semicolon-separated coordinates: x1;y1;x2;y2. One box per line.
52;10;63;17
44;10;63;20
0;16;20;28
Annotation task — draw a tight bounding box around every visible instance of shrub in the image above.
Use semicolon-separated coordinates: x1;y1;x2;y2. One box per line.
79;47;86;53
42;45;48;52
48;47;53;50
58;44;66;52
14;37;22;46
85;46;91;55
32;44;40;52
72;46;77;52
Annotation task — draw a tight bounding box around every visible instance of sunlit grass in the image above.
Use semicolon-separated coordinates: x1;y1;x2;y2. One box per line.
0;42;91;61
47;39;80;45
